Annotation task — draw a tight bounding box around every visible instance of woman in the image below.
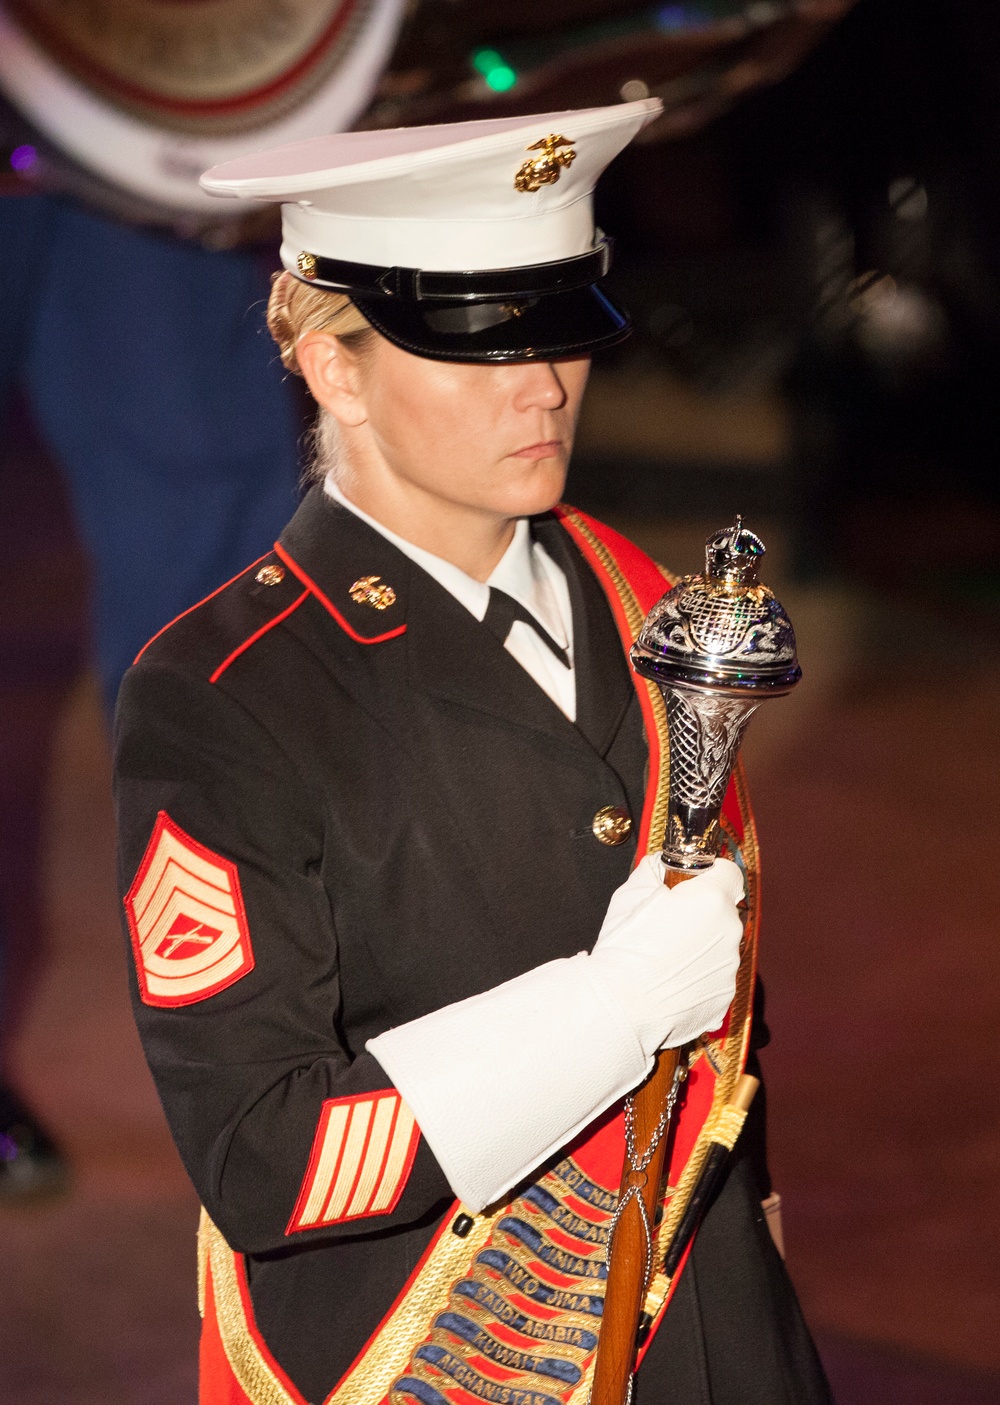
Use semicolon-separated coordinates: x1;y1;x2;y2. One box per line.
115;102;831;1405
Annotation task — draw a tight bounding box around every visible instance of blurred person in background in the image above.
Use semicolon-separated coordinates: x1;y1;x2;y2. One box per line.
0;0;408;1198
0;180;301;1197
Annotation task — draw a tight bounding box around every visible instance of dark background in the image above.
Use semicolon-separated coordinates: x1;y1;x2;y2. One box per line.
1;1;998;1400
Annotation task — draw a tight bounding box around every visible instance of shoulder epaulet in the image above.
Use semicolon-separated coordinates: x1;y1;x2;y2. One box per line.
132;552;309;684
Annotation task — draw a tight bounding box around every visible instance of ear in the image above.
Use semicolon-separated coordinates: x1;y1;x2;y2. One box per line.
296;331;368;428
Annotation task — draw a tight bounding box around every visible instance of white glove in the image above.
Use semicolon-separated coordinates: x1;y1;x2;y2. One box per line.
368;857;745;1213
589;855;745;1056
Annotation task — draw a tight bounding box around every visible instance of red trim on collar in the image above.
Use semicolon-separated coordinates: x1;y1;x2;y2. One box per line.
274;542;407;645
133;554;270;665
209;590;309;684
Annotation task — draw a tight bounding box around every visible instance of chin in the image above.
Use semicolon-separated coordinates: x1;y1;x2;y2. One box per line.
492;457;568;519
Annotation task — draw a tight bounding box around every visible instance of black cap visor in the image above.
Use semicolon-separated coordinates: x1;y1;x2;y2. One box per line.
351;284;631;363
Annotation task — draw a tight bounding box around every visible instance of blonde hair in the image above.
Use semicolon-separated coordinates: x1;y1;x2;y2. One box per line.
265;269;373;376
266;270;375;482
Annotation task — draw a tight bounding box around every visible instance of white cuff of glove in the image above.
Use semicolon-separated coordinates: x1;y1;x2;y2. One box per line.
367;856;745;1214
367;955;649;1214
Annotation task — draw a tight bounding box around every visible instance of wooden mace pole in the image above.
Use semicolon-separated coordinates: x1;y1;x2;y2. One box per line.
591;869;762;1405
589;866;688;1405
596;516;798;1405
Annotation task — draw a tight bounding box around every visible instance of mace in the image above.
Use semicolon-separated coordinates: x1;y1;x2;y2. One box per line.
590;518;801;1405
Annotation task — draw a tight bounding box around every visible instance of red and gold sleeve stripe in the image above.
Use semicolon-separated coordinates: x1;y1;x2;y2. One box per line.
286;1091;420;1234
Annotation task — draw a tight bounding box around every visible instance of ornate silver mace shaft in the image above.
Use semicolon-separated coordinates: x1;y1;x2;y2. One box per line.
630;518;801;872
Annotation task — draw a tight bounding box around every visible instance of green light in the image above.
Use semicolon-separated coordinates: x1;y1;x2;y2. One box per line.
485;64;517;91
471;48;503;75
470;48;517;91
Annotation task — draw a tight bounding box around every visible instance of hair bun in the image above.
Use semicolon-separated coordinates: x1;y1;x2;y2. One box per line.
266;270;301;373
265;271;372;379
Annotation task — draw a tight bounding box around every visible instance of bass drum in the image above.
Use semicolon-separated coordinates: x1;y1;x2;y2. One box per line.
0;0;406;235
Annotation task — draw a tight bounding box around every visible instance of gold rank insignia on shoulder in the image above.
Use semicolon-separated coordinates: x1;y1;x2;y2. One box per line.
514;135;576;193
350;575;397;610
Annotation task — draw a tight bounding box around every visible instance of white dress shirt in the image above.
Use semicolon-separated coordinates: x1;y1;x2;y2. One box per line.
325;476;576;720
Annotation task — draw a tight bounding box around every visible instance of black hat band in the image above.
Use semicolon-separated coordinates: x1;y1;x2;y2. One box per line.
294;237;613;303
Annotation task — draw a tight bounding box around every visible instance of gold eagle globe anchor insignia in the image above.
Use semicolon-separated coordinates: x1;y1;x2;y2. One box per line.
296;251;318;281
349;576;397;610
514;135;576;192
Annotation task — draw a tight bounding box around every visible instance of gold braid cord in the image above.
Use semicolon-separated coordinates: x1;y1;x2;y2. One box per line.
197;511;761;1405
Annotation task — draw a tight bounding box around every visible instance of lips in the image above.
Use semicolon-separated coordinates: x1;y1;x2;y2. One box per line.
509;441;563;459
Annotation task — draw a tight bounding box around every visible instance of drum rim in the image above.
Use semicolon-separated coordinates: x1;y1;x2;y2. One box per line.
0;0;407;217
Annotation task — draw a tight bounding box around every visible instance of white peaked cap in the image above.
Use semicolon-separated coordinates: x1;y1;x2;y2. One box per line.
201;99;661;275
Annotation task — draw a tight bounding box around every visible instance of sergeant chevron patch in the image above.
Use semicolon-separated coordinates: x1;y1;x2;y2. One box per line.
288;1091;420;1233
124;811;254;1008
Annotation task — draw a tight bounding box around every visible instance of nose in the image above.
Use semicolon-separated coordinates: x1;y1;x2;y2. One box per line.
511;361;567;413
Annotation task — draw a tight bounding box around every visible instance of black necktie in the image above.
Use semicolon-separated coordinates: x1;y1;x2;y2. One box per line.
482;588;570;669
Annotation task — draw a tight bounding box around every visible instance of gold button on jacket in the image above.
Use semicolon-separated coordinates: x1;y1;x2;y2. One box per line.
592;805;632;845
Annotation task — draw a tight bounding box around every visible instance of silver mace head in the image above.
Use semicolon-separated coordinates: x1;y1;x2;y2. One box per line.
630;518;801;873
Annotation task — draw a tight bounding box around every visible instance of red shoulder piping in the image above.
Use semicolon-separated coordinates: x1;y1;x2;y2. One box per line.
274;541;407;645
209;589;309;684
132;553;270;666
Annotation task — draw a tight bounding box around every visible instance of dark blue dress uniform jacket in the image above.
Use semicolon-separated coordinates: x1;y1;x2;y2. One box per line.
114;486;831;1405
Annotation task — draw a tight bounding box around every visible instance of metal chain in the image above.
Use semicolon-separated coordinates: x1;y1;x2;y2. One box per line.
604;1059;686;1289
588;1060;687;1405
